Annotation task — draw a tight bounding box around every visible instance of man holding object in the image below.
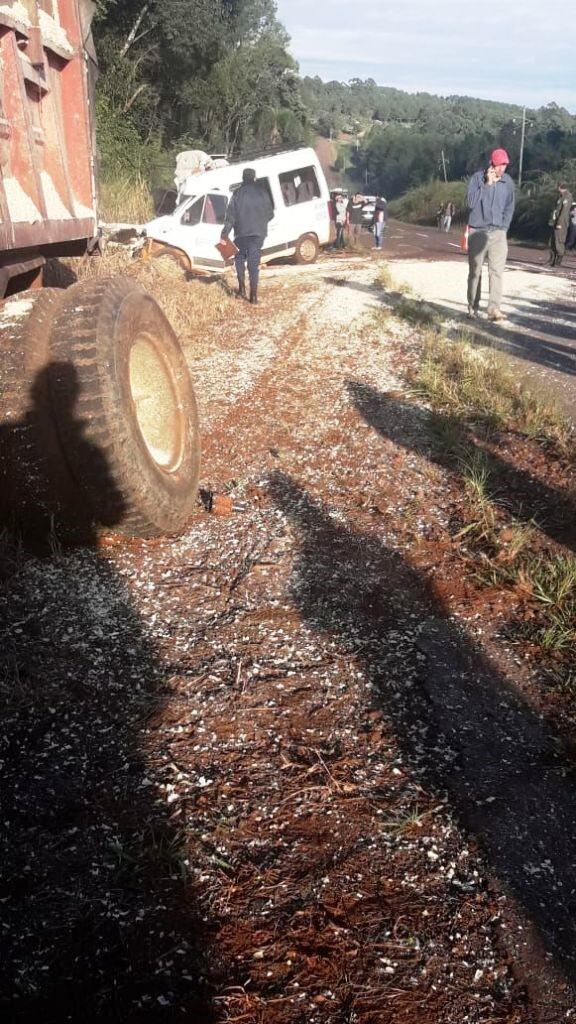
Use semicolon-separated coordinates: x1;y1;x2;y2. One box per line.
466;148;515;322
221;168;274;304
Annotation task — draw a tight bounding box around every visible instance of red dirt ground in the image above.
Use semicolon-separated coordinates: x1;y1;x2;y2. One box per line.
2;255;576;1023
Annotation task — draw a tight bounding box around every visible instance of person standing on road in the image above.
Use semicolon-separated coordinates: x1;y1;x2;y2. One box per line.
466;147;515;322
548;183;573;267
566;202;576;251
334;193;347;249
442;200;455;232
220;167;274;304
373;196;387;249
347;194;365;243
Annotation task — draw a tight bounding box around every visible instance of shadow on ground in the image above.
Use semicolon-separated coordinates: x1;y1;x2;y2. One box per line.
268;469;576;1011
346;381;576;553
0;364;217;1021
326;263;576;390
440;295;576;381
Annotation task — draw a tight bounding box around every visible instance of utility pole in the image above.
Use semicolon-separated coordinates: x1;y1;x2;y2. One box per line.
518;106;527;188
441;149;448;183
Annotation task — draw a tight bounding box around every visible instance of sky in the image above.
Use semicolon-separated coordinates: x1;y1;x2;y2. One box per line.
274;0;575;113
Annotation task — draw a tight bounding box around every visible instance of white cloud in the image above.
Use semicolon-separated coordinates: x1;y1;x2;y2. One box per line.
275;0;576;112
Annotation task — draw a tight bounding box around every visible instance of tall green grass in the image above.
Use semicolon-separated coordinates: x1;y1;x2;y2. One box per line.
388;180;468;227
390;160;576;241
412;331;572;451
98;174;155;224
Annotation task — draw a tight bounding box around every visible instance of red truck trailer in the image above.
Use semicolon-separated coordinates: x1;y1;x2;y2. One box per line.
0;0;200;541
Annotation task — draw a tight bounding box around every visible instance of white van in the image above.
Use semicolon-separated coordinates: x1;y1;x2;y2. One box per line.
142;148;333;274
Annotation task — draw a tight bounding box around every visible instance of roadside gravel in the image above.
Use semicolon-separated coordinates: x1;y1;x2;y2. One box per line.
2;255;576;1023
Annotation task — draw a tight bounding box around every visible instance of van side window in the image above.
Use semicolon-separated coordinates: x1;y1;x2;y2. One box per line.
181;197;203;226
280;167;320;206
202;194;228;225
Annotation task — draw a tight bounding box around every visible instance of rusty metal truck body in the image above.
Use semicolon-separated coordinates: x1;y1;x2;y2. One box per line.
0;0;98;295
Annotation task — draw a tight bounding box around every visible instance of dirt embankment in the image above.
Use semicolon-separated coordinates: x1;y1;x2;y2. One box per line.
2;253;576;1023
314;136;342;190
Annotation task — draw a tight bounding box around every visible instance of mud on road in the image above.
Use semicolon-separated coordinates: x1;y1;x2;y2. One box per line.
2;255;576;1023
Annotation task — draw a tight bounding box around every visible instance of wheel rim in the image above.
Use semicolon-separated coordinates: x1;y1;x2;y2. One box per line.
299;237;317;262
129;336;183;470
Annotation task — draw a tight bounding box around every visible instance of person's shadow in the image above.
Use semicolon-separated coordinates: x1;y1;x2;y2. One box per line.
268;470;576;1010
346;380;576;553
0;364;217;1021
0;362;125;549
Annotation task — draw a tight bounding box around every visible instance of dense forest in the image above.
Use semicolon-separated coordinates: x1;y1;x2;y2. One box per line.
303;78;576;199
93;2;576;234
94;0;310;181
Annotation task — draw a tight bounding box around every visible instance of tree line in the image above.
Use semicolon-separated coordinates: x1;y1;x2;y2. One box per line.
303;77;576;200
93;6;576;235
93;0;309;182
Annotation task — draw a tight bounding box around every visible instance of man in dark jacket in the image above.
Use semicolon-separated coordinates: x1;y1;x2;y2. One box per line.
221;167;274;304
466;147;515;322
548;183;573;267
347;194;365;241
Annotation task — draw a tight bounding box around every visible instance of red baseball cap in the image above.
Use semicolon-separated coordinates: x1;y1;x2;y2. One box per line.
491;148;510;166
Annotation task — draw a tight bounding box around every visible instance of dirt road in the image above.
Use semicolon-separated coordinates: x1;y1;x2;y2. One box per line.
3;256;576;1022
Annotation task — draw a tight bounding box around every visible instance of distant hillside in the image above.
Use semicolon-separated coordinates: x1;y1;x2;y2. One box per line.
301;77;576;140
301;77;576;202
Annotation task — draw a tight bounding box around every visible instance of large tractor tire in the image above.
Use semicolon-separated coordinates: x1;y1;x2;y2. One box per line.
47;277;201;538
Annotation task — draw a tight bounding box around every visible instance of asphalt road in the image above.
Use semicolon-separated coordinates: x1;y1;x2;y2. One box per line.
373;219;576;279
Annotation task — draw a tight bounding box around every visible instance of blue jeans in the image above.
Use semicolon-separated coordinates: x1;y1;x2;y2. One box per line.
374;222;386;248
234;235;263;291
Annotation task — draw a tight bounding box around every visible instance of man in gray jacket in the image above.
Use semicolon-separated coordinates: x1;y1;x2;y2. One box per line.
466;147;515;322
221;167;274;304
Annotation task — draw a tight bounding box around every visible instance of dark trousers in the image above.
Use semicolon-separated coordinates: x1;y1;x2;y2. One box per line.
335;223;345;248
234;235;263;291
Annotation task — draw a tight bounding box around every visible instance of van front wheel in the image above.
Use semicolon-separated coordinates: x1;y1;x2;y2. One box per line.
151;246;189;280
294;234;319;265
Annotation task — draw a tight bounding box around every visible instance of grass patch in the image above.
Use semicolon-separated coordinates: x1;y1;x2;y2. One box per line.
395;297;439;327
399;323;576;688
378;264;397;292
412;330;572;450
388;180;468;227
455;449;497;543
99;173;155;224
45;248;238;355
507;555;576;656
376;266;440;327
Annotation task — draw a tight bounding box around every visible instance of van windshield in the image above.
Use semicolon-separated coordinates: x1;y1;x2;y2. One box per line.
175;195;198;216
180;197;203;226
